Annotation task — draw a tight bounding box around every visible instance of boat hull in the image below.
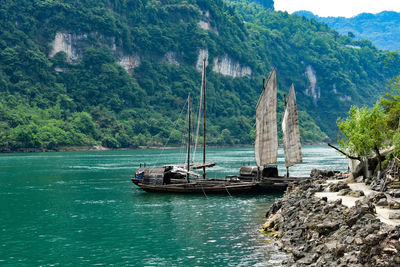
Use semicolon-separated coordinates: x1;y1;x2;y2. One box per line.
133;181;256;195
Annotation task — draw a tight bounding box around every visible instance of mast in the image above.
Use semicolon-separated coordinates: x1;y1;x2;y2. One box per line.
186;94;191;183
202;59;207;180
257;78;266;181
283;93;289;177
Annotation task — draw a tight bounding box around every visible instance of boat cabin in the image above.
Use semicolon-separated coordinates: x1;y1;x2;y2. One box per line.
134;166;187;185
238;165;279;181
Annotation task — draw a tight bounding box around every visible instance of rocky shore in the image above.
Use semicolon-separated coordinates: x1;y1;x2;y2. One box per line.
264;170;400;266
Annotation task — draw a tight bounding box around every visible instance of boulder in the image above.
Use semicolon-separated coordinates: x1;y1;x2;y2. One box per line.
382;247;398;255
389;213;400;220
347;190;365;198
310;169;335;178
376;198;388;207
388;201;400;210
368;192;387;203
364;234;381;246
328;182;350;192
315;222;340;235
338;188;352;196
265;199;282;217
388;190;400;198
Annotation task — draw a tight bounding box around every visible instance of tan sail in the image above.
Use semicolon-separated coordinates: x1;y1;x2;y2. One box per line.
282;84;302;167
254;69;278;167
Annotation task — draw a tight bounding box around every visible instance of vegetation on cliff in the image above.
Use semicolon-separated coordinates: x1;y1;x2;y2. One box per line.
0;0;399;151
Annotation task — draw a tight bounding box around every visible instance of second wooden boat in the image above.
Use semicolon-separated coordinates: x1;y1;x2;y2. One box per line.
132;59;256;195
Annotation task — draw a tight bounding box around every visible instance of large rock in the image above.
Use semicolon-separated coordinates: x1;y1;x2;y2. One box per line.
347;190;365;198
328;182;350;192
368;192;387;203
310;169;335;178
388;201;400;210
338;188;352;196
376;198;388;206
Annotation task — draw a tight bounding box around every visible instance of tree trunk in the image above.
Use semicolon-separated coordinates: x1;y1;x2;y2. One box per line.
374;145;382;172
364;157;369;179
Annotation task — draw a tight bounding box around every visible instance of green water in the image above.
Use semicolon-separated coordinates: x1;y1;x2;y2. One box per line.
0;146;347;266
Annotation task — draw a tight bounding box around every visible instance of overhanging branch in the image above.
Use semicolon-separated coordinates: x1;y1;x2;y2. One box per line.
327;143;362;161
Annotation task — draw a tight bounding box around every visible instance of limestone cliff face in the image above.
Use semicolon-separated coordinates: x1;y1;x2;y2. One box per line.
118;54;140;74
305;65;320;104
333;84;352;102
49;32;88;62
163;51;179;66
338;95;352;102
305;66;353;104
212;55;252;78
49;31;252;79
198;10;218;35
195;50;251;78
48;31;140;73
196;49;209;71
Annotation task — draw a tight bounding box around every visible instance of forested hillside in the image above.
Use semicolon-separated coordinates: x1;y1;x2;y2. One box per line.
295;10;400;51
0;0;399;152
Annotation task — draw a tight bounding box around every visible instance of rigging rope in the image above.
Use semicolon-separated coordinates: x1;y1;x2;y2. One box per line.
224;183;233;198
200;180;208;199
153;98;189;167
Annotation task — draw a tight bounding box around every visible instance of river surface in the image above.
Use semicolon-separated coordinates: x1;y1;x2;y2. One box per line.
0;146;347;266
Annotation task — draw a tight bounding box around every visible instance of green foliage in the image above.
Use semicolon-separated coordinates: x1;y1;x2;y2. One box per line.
337;105;387;158
338;76;400;164
379;76;400;130
72;112;98;138
379;76;400;159
392;131;400;159
0;0;399;152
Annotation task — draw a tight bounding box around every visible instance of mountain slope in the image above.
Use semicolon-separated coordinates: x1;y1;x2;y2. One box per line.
0;0;399;152
295;10;400;51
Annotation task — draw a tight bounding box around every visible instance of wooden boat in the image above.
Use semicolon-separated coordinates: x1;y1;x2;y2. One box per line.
132;59;257;195
132;166;255;194
238;69;307;192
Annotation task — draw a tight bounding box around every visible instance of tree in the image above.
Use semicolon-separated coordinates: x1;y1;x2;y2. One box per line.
337;104;387;173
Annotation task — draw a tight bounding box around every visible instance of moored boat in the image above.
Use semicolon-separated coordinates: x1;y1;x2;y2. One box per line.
132;166;255;194
132;59;257;195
